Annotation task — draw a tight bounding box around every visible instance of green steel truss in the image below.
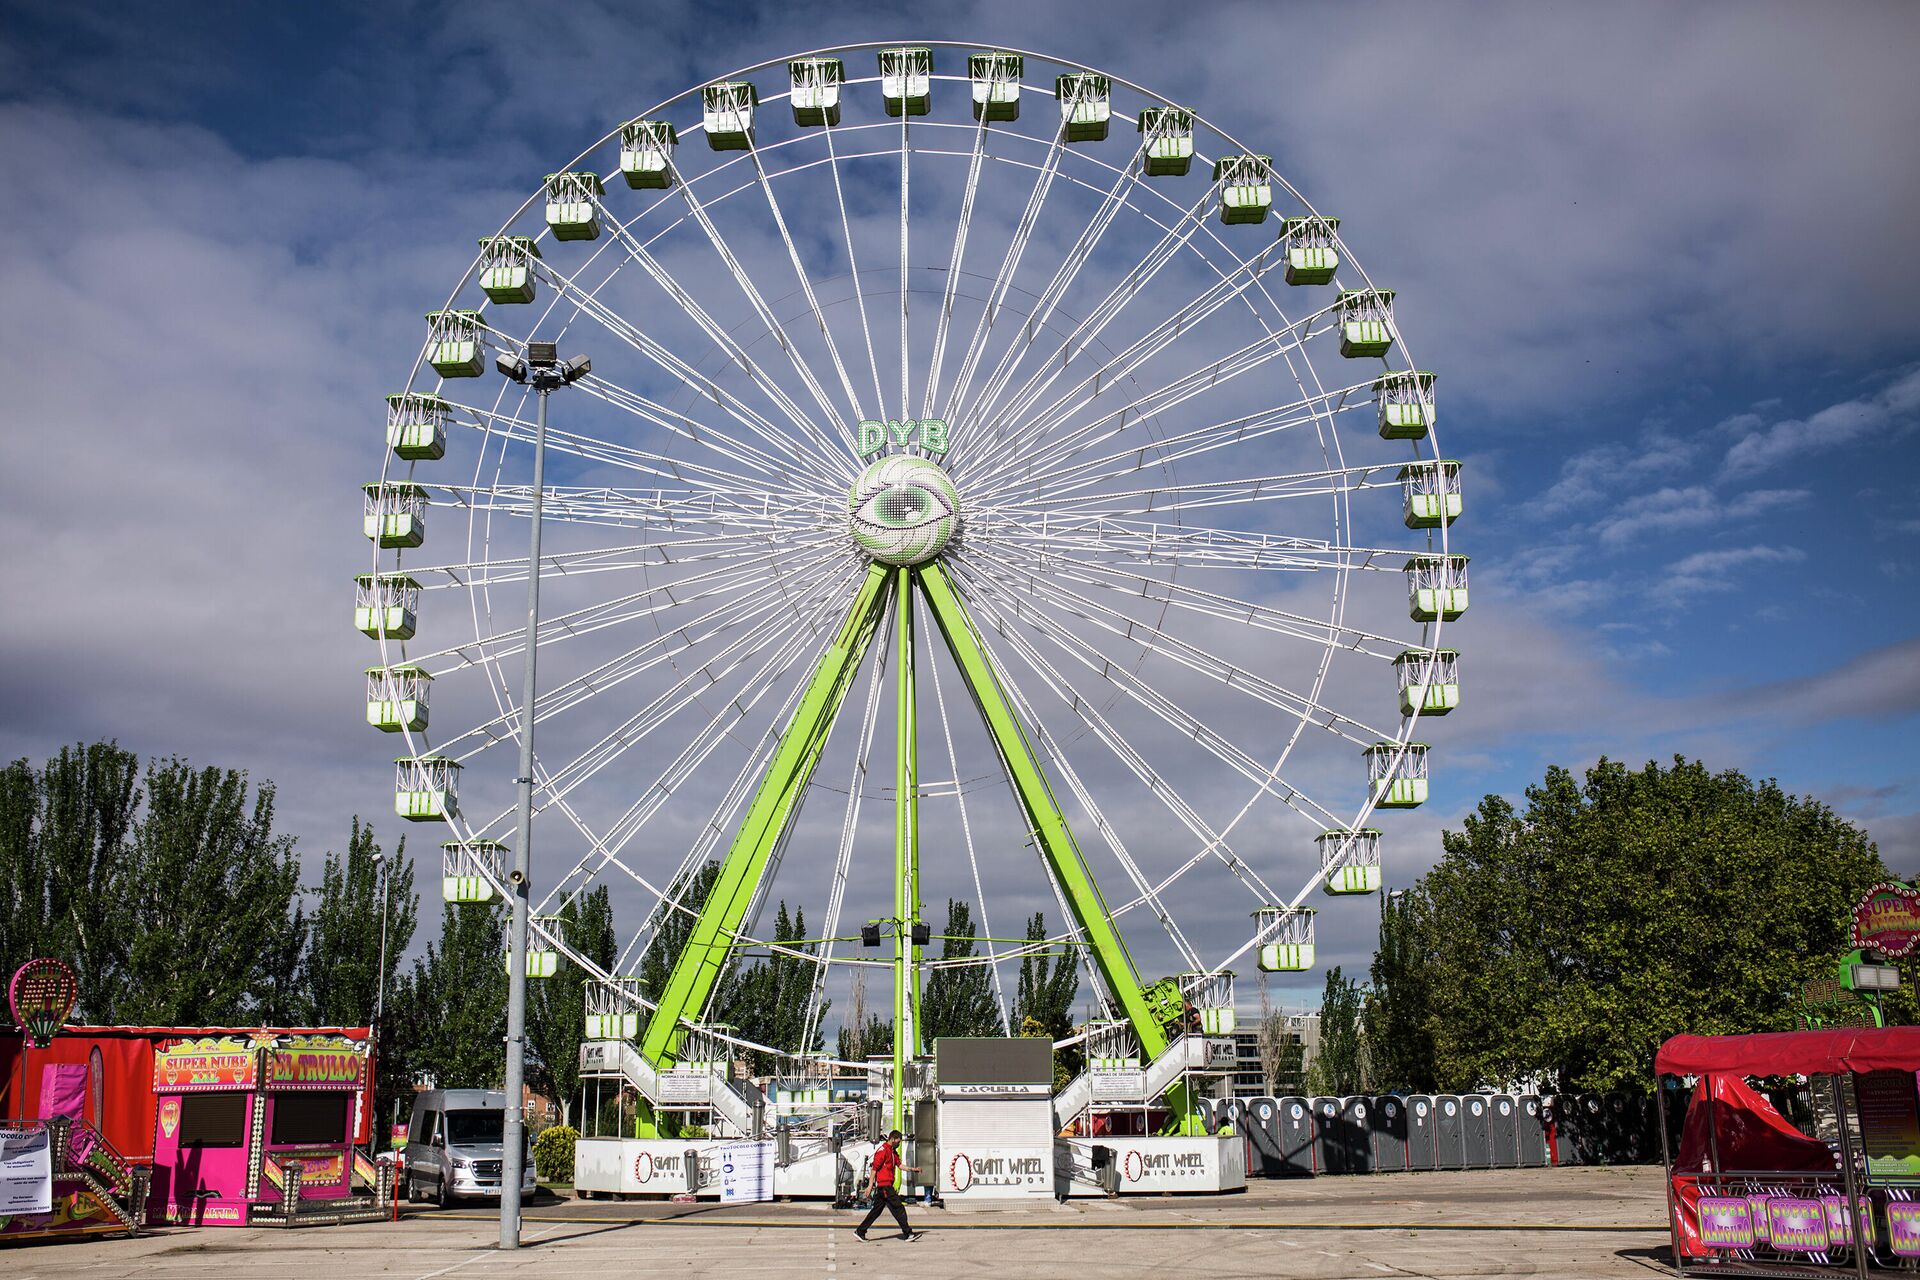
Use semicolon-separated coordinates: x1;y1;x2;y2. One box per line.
633;558;1186;1132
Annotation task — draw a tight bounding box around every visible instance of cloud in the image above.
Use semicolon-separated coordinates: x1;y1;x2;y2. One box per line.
1722;367;1920;477
1595;485;1807;546
1647;544;1806;607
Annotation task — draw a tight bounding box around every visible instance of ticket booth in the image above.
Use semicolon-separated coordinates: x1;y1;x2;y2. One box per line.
151;1032;388;1226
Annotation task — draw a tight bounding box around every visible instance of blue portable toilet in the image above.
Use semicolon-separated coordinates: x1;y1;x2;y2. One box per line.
1310;1096;1346;1173
1342;1097;1376;1173
1371;1096;1410;1172
1278;1096;1315;1175
1245;1097;1285;1177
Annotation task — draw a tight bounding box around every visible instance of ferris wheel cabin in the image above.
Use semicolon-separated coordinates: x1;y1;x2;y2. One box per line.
362;481;427;548
1137;106;1194;176
878;47;933;117
970;51;1023;121
385;392;450;461
1054;73;1111;142
394;754;460;822
1319;827;1385;893
586;976;644;1041
1400;460;1463;528
354;572;419;640
1279;215;1341;285
1253;905;1317;972
1213;154;1273;225
441;839;504;903
788;57;845;126
1374;370;1437;439
703;81;759;150
1404;554;1469;621
619;119;678;188
1338;289;1396;358
505;915;566;979
365;663;431;732
1394;648;1461;717
477;236;541;304
544;172;604;241
1085;1020;1143;1075
1364;741;1430;809
425;309;486;378
1178;971;1237;1036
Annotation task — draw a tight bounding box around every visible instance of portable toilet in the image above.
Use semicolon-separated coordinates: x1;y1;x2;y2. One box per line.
1371;1096;1410;1173
1218;1096;1248;1137
1462;1095;1492;1168
1517;1095;1547;1167
1434;1096;1465;1170
1489;1095;1518;1167
1276;1097;1315;1175
1605;1092;1632;1163
1194;1095;1219;1135
1342;1097;1376;1173
1246;1097;1285;1177
1310;1096;1344;1174
1404;1096;1437;1170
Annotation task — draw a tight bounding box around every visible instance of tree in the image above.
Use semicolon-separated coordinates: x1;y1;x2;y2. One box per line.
836;970;890;1061
527;886;615;1123
1011;912;1082;1083
921;899;1003;1042
1365;890;1437;1092
407;899;508;1089
1400;756;1886;1092
636;861;743;1040
1304;965;1367;1095
1254;973;1305;1094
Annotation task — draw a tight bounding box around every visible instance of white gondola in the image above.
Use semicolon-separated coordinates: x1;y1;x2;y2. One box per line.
1374;370;1437;439
504;914;567;979
544;172;604;241
1399;460;1463;529
365;663;431;732
1405;554;1469;621
1213;154;1272;225
1338;288;1396;358
1317;828;1384;893
394;754;459;822
441;839;504;903
362;481;427;548
1364;740;1430;809
878;46;932;117
1253;906;1316;972
425;309;484;378
1054;73;1110;142
679;1023;734;1078
1394;648;1461;717
969;51;1023;122
1177;971;1236;1035
586;976;645;1040
1278;215;1340;285
354;572;419;640
619;119;678;189
1138;105;1193;176
1086;1020;1142;1073
477;236;541;304
788;57;844;126
385;392;449;461
703;81;758;150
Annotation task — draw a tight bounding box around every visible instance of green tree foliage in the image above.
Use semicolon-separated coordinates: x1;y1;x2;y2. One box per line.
406;899;508;1089
1396;756;1886;1092
1304;966;1367;1095
636;861;742;1039
728;901;824;1071
531;1124;577;1183
527;886;615;1119
1365;891;1437;1092
921;899;1003;1042
1011;912;1082;1082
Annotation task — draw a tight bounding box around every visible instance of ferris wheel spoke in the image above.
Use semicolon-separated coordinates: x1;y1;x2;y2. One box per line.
918;589;1011;1032
572;372;839;494
951;557;1347;832
920;107;995;422
941;113;1070;429
403;533;832;592
424;481;833;533
986;516;1410;574
958;131;1149;439
961;543;1390;746
819;109;890;419
978;450;1396;521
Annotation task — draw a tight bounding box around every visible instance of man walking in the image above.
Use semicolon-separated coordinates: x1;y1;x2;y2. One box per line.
855;1130;921;1241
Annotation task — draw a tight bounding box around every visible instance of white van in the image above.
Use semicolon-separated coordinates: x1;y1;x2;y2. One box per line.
404;1088;536;1207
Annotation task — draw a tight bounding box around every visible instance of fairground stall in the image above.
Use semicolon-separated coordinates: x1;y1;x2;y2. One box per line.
1;1023;388;1230
1657;1027;1920;1277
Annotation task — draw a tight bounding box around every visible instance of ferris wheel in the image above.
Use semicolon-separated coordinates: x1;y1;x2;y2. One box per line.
358;41;1463;1110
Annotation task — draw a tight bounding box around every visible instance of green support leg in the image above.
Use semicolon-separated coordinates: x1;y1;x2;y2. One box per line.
633;564;892;1135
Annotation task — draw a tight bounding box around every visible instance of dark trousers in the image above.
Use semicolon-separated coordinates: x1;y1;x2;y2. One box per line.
858;1184;911;1235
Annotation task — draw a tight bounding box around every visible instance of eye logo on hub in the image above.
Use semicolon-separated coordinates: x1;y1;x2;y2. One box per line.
849;456;960;566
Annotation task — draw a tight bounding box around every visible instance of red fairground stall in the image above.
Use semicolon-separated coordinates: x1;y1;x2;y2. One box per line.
1656;1027;1920;1278
1;1024;390;1232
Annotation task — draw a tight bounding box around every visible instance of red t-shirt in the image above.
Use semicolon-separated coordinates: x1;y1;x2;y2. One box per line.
872;1143;899;1187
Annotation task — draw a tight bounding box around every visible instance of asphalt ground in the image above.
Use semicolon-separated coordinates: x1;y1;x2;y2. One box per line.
4;1166;1676;1279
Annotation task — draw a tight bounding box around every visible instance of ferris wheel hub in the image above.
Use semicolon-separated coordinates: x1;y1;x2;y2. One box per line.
848;455;962;566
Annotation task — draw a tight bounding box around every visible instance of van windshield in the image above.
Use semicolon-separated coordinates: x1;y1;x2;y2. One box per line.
444;1110;504;1145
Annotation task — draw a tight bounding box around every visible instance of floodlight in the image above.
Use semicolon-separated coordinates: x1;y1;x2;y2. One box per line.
527;341;559;367
496;352;528;383
860;923;881;948
910;923;931;946
561;353;592;383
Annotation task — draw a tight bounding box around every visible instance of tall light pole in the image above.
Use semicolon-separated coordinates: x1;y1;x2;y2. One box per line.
494;341;589;1249
370;848;392;1151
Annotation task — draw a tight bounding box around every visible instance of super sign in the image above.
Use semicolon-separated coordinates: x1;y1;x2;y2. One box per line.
1853;882;1920;957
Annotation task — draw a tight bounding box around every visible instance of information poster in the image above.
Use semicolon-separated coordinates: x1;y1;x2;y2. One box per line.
1855;1070;1920;1184
0;1129;53;1216
718;1141;772;1203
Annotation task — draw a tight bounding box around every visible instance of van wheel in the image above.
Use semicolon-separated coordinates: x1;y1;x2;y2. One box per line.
437;1174;453;1209
406;1173;420;1203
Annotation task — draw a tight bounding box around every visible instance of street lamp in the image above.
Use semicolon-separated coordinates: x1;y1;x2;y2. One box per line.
494;340;588;1250
371;848;392;1153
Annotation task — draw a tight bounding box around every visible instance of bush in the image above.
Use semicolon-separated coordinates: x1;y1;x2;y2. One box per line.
532;1124;577;1184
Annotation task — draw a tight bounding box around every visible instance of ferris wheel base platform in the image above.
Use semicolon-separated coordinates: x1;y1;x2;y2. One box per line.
1056;1135;1248;1196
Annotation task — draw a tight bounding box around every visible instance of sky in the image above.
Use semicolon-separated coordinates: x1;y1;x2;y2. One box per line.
2;1;1917;1023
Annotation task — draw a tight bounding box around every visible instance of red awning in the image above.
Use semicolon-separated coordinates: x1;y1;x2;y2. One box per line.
1655;1027;1920;1077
